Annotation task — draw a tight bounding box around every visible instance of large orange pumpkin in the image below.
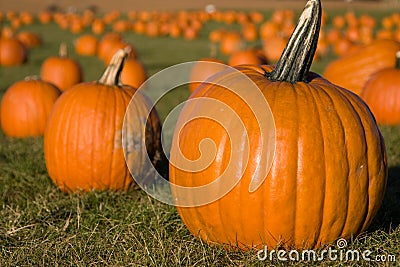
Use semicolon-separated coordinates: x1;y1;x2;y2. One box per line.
44;49;163;193
0;77;60;137
40;43;83;91
170;0;387;250
361;51;400;125
323;39;400;95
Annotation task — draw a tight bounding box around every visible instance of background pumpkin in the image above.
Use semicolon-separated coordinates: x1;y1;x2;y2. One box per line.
323;39;400;95
219;31;243;55
120;57;148;89
228;48;268;66
361;51;400;125
0;77;60;137
74;34;98;56
170;0;387;250
0;34;27;66
188;57;227;93
44;49;164;193
40;42;83;91
16;31;42;48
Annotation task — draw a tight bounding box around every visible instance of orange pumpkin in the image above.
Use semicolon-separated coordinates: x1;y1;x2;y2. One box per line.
92;19;105;34
38;11;52;24
97;32;122;60
97;34;136;64
0;35;27;66
361;51;400;125
170;0;387;250
323;39;400;95
219;31;243;55
120;57;148;88
262;36;288;62
44;49;163;192
189;57;227;93
17;31;42;48
40;43;83;91
228;49;268;66
241;23;258;42
0;77;60;137
74;34;98;56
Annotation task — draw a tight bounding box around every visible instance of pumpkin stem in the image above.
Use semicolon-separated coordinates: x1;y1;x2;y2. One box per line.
99;48;128;86
396;51;400;69
24;75;41;81
59;43;68;58
265;0;321;83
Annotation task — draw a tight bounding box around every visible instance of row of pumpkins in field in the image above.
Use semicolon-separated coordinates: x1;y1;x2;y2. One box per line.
2;6;400;61
0;0;394;251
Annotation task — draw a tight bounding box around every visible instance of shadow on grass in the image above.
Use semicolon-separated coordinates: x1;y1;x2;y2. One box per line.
369;166;400;232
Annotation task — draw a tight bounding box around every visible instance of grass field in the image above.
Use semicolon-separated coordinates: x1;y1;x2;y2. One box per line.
1;5;400;266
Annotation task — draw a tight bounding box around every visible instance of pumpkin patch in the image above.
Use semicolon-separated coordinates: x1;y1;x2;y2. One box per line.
0;1;398;264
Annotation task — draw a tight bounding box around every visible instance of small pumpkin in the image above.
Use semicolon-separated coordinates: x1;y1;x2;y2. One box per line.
92;19;105;34
16;31;42;48
40;43;83;91
170;0;387;250
361;51;400;125
38;11;52;24
0;34;27;66
44;49;163;192
0;77;60;137
219;31;243;55
323;39;400;95
74;34;98;56
120;57;148;89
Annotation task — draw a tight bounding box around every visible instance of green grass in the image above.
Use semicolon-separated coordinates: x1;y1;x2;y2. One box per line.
1;7;400;266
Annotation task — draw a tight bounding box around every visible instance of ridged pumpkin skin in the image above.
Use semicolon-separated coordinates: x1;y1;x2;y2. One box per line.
44;50;162;192
170;65;387;249
323;39;400;95
170;0;387;250
40;43;83;91
0;78;60;137
361;54;400;125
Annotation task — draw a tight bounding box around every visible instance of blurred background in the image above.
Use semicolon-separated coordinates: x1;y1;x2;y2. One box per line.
1;0;398;13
